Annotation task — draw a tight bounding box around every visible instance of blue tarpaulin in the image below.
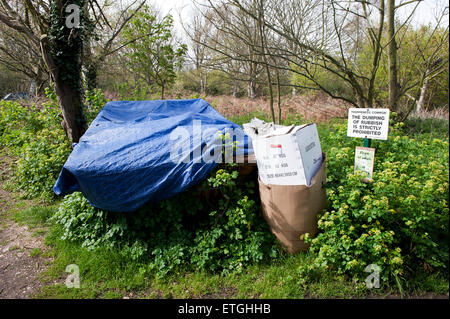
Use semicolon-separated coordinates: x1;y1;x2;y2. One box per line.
53;99;253;212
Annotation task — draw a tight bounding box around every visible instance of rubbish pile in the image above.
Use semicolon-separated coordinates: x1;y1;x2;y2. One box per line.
54;101;326;254
244;118;327;253
53;99;253;212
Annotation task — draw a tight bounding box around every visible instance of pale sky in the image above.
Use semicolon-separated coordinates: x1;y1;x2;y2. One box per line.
152;0;449;34
397;0;449;26
150;0;193;38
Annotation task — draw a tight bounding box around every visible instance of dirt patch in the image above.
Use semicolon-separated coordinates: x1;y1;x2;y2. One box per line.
0;151;53;299
366;292;449;299
0;150;13;213
0;220;52;298
201;287;238;299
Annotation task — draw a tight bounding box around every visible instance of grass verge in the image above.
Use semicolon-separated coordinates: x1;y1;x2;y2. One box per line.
1;117;448;299
4;196;447;299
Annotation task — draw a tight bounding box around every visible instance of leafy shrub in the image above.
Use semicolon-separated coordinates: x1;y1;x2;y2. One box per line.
0;87;107;200
0;100;29;149
85;88;108;125
189;168;278;274
301;117;449;287
51;164;278;277
402;117;449;138
0;92;70;200
14;128;70;200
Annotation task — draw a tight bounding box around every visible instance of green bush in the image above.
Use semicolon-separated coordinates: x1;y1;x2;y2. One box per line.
14;128;70;200
0;87;107;201
51;164;279;277
402;117;449;138
85;88;108;125
0;92;70;200
301;118;449;287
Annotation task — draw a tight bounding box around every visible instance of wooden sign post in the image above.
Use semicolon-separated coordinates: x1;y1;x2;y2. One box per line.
347;108;390;181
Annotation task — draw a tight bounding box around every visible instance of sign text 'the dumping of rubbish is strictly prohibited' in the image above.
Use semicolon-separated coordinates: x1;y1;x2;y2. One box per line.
347;108;390;140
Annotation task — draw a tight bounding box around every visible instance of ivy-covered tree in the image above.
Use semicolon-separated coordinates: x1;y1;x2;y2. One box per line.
0;1;145;143
122;6;187;99
0;0;90;143
43;0;92;143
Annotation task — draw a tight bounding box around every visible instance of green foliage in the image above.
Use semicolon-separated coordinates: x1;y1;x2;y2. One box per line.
402;117;449;138
356;25;449;111
301;117;449;287
122;6;187;99
85;88;108;125
51;164;278;277
13;206;56;229
0;96;70;200
290;62;353;99
0;87;107;201
47;0;93;93
116;81;153;101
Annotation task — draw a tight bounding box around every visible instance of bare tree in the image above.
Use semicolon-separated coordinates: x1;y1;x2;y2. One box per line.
228;0;442;114
0;0;146;143
82;0;145;91
402;13;449;117
190;0;265;99
0;0;87;143
0;23;49;96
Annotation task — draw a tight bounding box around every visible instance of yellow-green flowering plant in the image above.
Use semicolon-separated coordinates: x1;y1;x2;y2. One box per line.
302;117;449;287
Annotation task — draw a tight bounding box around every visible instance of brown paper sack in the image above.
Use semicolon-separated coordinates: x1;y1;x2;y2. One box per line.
258;153;327;253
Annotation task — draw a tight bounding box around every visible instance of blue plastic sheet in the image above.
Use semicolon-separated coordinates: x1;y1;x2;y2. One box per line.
53;99;253;212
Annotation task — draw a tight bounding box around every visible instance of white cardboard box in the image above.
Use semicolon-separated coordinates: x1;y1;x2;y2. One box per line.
247;121;323;186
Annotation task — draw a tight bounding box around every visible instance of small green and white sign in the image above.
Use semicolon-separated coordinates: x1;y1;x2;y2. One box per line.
354;146;376;181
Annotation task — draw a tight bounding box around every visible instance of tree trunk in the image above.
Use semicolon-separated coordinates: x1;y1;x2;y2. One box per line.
233;80;239;97
40;35;86;144
161;83;165;100
29;65;48;97
416;75;429;114
257;0;275;123
387;0;399;111
200;77;204;95
199;69;207;95
247;80;256;99
275;68;281;125
54;82;86;143
84;61;98;92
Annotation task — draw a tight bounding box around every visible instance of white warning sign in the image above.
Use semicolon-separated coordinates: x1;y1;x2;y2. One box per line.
347;108;390;140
